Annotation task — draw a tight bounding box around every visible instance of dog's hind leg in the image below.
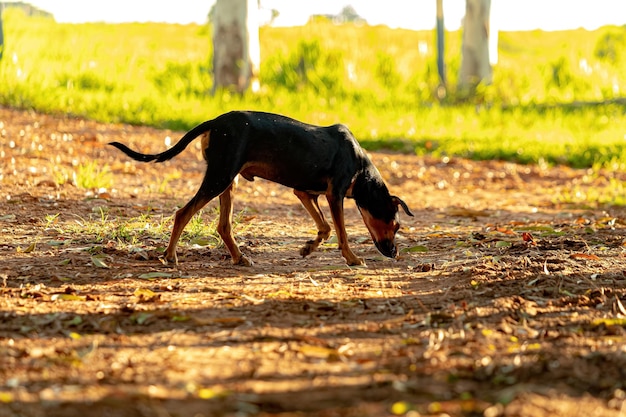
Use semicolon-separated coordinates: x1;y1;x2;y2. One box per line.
164;193;213;265
218;179;252;266
294;190;332;258
164;170;236;265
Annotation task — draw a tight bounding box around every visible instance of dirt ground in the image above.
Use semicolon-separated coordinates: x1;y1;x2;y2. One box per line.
1;106;625;417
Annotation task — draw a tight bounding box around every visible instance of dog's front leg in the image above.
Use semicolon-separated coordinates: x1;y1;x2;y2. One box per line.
326;194;364;266
218;182;252;266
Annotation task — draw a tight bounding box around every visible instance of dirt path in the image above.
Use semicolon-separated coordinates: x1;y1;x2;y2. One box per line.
1;106;625;417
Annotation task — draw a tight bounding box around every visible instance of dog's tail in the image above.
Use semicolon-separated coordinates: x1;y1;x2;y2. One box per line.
108;120;213;163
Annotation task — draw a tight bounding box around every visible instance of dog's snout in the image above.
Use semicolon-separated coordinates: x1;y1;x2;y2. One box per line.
375;239;397;258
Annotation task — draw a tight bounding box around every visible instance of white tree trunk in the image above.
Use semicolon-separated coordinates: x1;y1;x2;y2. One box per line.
212;0;260;93
436;0;445;86
459;0;492;89
0;6;4;61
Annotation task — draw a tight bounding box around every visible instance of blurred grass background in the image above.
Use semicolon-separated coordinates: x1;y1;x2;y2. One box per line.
1;8;625;169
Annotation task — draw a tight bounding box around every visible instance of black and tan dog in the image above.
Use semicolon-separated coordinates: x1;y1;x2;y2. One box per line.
109;111;413;266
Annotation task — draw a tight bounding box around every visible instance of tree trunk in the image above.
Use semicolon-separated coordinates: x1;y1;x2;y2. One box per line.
1;6;4;61
212;0;260;94
435;0;446;100
459;0;491;90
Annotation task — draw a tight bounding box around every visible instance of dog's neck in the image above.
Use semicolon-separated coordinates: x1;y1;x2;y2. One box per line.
351;167;396;222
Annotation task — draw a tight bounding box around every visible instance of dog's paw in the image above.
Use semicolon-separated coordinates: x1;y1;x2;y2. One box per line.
159;256;178;268
300;240;316;258
234;254;253;267
346;256;365;267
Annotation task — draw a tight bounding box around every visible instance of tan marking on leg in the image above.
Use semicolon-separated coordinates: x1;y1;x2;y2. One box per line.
294;190;331;257
164;195;211;265
326;194;364;266
200;131;211;160
218;182;252;266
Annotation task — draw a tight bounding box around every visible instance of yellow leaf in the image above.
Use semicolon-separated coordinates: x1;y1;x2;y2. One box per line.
266;289;293;298
197;387;228;399
391;401;412;415
428;402;443;413
507;344;521;353
592;318;626;327
297;344;338;359
69;332;82;340
17;242;36;253
198;388;219;399
0;391;14;403
51;294;87;301
134;288;156;298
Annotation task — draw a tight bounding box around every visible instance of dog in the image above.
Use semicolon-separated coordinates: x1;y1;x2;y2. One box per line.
109;111;413;266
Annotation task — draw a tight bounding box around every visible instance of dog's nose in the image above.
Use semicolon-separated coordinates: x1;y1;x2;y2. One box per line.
375;239;397;258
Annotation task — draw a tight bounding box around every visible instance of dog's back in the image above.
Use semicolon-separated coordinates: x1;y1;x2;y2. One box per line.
206;111;365;194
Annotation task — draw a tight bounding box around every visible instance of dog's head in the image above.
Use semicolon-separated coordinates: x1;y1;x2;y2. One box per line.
357;196;413;258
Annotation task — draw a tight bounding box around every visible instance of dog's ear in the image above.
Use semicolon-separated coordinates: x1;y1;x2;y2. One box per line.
392;196;414;217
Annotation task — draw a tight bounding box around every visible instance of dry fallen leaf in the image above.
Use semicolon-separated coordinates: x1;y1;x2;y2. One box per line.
138;272;173;280
296;344;339;360
447;207;490;217
401;245;429;253
570;253;600;261
51;294;87;302
191;316;246;326
612;296;626;316
0;391;14;403
17;242;36;253
132;312;155;325
91;256;109;268
134;288;160;303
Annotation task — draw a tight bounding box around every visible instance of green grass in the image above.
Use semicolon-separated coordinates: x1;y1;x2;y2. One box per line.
74;161;113;190
63;210;194;248
1;9;626;169
56;206;247;251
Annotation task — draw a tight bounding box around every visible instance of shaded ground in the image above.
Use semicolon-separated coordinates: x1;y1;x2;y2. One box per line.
1;106;625;417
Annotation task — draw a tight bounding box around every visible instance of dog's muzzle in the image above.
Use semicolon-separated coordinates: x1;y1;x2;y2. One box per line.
374;239;397;258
